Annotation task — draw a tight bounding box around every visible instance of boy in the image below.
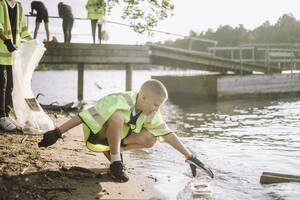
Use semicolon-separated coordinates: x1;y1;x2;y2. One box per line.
0;0;32;131
38;79;214;182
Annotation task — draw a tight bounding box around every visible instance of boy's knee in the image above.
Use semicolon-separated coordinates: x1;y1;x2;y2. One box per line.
108;111;124;127
141;130;156;148
144;137;156;148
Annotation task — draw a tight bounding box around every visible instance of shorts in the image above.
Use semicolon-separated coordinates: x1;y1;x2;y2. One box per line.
36;10;49;23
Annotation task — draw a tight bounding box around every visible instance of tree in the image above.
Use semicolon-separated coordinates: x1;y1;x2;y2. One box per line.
106;0;174;34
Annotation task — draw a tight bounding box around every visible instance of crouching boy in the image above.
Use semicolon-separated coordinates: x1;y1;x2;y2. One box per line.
38;79;213;182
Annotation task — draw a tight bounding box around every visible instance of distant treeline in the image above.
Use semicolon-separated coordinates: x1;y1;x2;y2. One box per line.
156;13;300;51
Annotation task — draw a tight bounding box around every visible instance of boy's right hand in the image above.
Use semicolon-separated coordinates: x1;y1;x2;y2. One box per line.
38;129;61;148
186;155;214;178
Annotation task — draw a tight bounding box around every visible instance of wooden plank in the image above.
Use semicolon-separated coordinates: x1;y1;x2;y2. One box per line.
78;63;84;101
41;44;151;64
208;46;255;51
218;73;300;98
268;52;295;57
41;56;150;64
260;172;300;184
263;172;300;179
44;43;149;51
149;44;281;73
257;48;300;52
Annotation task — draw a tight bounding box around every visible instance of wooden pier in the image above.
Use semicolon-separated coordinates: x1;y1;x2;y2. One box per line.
40;43;150;101
40;43;281;101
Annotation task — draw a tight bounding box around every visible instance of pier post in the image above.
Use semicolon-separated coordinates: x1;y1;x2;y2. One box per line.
239;49;243;75
78;63;84;101
252;48;255;63
125;64;132;91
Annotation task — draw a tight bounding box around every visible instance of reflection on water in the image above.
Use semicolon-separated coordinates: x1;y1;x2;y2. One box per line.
160;97;300;200
128;94;300;200
32;70;300;200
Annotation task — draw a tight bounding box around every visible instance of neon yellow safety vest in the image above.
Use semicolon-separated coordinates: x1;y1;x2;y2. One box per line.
85;0;106;20
0;0;29;65
78;91;172;152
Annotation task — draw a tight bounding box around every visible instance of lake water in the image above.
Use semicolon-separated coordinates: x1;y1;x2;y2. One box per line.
32;70;300;200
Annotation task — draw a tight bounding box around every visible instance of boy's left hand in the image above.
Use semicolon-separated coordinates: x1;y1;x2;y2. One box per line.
38;129;61;148
186;155;214;178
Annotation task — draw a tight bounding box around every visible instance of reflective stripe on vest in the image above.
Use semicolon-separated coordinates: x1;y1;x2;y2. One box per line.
18;2;22;34
146;123;168;131
153;123;168;130
19;3;22;23
87;107;105;126
86;93;135;127
110;92;134;108
1;1;9;35
120;93;134;108
0;52;11;57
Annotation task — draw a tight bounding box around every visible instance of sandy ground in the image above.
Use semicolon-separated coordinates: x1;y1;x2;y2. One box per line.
0;113;164;200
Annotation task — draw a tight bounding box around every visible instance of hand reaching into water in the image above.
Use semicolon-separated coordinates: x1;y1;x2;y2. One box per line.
186;155;214;178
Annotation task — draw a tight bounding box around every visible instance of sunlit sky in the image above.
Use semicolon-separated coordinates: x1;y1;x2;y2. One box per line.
17;0;300;44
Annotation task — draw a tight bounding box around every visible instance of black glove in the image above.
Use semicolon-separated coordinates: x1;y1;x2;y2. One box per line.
186;155;214;178
4;39;16;52
38;129;61;148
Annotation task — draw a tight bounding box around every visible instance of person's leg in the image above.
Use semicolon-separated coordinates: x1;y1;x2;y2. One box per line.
91;20;97;44
43;12;50;42
62;19;68;43
99;111;128;182
68;18;74;43
97;23;102;44
122;128;157;151
105;111;124;155
44;23;50;42
34;22;41;39
5;66;13;116
0;66;7;118
0;66;16;131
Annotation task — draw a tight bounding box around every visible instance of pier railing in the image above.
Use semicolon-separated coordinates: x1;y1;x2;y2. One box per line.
208;43;300;71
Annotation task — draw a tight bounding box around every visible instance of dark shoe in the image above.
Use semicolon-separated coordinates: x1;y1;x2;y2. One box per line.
108;161;129;182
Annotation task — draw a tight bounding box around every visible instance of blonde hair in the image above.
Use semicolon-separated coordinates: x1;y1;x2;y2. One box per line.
140;79;168;99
